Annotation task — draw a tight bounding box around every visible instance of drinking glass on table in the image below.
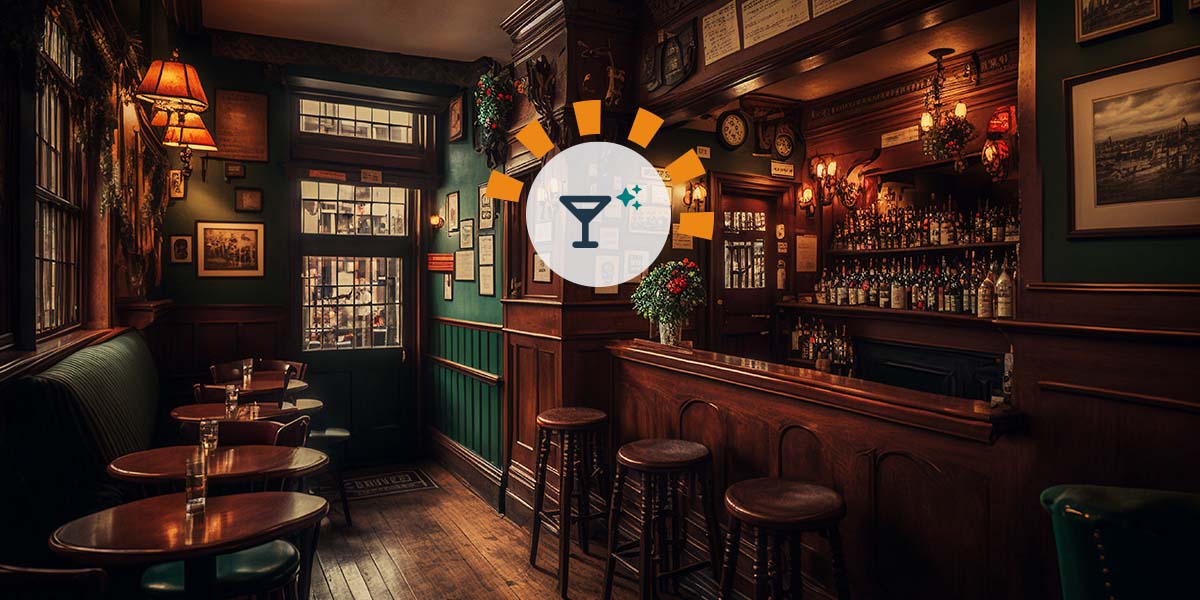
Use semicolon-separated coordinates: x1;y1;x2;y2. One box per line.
224;384;239;418
199;419;219;452
185;449;207;514
242;359;253;387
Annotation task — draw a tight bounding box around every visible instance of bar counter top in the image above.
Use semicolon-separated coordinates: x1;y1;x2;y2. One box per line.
608;339;1023;444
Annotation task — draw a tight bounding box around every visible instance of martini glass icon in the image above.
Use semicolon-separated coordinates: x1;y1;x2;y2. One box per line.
559;195;613;248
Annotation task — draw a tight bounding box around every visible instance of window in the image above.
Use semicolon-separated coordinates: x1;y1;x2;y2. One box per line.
299;179;410;236
301;256;402;350
298;98;414;144
34;15;82;336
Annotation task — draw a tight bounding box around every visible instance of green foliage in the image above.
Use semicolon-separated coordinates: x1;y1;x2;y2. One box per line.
631;258;706;325
474;63;514;168
921;112;977;165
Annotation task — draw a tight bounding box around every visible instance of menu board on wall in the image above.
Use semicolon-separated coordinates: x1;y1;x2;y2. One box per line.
210;90;269;162
741;0;810;48
795;234;818;272
813;0;854;18
702;1;741;66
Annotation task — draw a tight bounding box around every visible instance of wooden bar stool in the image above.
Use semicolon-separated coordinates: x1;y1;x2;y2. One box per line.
528;407;609;599
603;438;722;600
719;478;850;600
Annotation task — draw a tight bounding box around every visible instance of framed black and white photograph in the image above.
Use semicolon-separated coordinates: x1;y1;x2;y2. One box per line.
443;273;453;301
234;187;263;213
447;191;460;233
224;161;246;179
459;219;474;249
479;234;494;266
478;183;494;229
479;265;495;297
196;221;265;277
169;235;193;264
454;249;475;281
1076;0;1162;44
1067;47;1200;237
168;169;186;199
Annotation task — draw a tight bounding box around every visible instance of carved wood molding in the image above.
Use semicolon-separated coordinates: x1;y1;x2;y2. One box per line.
429;315;504;331
1037;381;1200;416
208;30;489;89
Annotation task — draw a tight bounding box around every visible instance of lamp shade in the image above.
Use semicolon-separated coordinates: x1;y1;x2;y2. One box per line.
136;55;208;110
150;109;170;127
162;112;218;151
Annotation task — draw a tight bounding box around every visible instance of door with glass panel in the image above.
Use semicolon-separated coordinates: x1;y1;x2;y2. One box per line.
715;193;776;359
295;176;417;460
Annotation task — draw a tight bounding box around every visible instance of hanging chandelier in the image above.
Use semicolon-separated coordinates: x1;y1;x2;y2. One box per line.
918;48;976;172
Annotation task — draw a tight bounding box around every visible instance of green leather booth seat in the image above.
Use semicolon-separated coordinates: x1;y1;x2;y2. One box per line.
0;330;162;565
1041;484;1200;600
140;539;300;598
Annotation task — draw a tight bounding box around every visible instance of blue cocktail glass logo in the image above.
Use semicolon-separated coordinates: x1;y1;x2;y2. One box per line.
559;195;613;248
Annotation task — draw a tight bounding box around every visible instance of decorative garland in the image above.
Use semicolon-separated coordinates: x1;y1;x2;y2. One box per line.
474;63;515;169
920;111;977;172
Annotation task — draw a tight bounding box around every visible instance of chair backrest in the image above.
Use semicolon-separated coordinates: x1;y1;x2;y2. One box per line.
193;383;230;403
0;564;108;600
179;419;282;446
1041;484;1200;599
209;358;253;384
256;358;308;380
274;415;310;447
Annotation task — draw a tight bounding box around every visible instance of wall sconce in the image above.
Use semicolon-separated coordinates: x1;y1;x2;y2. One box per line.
918;48;977;172
430;213;445;229
809;155;838;207
799;186;815;218
683;180;708;211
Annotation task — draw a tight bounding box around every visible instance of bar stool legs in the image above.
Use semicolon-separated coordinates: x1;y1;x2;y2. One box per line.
529;428;552;567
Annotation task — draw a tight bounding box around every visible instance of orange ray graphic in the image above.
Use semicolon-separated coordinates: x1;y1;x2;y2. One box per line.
666;149;705;184
573;100;601;136
487;170;524;203
678;212;715;240
627;108;663;148
515;120;555;159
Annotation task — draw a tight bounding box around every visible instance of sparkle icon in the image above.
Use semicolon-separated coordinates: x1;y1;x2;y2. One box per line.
616;187;636;206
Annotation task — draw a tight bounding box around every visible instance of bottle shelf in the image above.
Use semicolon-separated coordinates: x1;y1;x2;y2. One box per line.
778;301;1016;327
826;240;1018;258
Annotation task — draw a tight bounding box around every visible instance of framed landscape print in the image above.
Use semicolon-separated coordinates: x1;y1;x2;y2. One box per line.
196;221;265;277
1076;0;1162;44
478;183;494;229
447;191;460;233
234;187;263;213
1067;48;1200;237
169;235;192;264
448;94;464;142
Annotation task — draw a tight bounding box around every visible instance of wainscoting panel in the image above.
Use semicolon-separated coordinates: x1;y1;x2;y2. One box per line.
425;318;504;468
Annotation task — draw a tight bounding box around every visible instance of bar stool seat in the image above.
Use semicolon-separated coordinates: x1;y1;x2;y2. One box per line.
616;438;710;472
725;479;845;530
536;407;607;430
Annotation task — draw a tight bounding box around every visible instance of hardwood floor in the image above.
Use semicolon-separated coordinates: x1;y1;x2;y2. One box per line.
311;461;666;600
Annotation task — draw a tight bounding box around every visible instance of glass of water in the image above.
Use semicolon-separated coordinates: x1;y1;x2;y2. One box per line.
224;385;239;418
242;359;253;387
185;450;207;514
199;419;219;452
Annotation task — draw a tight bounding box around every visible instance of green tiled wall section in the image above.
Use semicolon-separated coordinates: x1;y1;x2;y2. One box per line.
425;321;503;466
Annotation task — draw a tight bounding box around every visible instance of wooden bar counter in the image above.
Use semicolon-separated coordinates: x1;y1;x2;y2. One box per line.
606;339;1025;599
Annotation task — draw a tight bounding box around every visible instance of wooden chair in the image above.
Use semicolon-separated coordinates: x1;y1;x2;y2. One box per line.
210;359;253;384
180;419;282;446
0;564;107;600
275;416;310;448
193;383;230;403
256;358;308;380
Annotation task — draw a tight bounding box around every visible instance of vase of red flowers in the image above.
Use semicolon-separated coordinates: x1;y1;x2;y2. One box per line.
631;258;705;346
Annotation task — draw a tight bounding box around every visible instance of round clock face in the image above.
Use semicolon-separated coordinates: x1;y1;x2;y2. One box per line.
774;132;794;159
717;111;748;150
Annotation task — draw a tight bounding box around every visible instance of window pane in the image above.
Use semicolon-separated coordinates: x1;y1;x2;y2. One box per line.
298;178;413;236
296;96;417;145
302;255;402;351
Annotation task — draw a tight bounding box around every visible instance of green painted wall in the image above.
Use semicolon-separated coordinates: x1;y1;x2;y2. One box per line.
1037;1;1200;283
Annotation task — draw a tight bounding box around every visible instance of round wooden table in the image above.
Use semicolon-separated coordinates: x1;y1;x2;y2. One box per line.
108;445;329;484
169;398;324;423
50;491;328;599
217;371;310;395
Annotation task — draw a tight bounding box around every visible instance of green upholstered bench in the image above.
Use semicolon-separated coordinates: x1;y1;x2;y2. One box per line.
1041;484;1200;600
0;330;163;564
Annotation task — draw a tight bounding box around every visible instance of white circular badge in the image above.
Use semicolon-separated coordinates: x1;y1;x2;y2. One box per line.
526;142;671;288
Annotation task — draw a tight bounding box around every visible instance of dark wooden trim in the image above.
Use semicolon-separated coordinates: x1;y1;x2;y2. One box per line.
425;354;502;385
1025;282;1200;296
429;315;504;332
502;327;562;341
0;327;122;385
1037;381;1200;416
426;426;504;511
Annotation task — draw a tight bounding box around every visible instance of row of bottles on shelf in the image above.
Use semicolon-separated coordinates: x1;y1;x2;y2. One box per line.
831;195;1019;251
788;317;855;376
814;250;1017;319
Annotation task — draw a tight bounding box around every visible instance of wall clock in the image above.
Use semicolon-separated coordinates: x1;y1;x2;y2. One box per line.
716;110;748;150
774;130;795;160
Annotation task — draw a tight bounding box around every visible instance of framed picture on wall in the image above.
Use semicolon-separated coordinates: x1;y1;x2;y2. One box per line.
168;169;186;199
224;161;246;179
533;252;552;283
1067;47;1200;237
1075;0;1162;44
478;183;494;229
169;235;193;264
234;187;263;213
448;94;464;142
460;219;475;249
479;265;495;296
447;191;459;233
196;221;265;277
443;273;453;300
210;90;269;162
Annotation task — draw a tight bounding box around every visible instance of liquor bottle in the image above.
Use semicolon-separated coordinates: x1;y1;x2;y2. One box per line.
1005;207;1020;242
977;255;996;319
940;196;955;246
890;258;907;310
867;260;879;307
878;259;892;309
995;255;1014;319
836;266;849;306
928;197;941;246
991;208;1005;245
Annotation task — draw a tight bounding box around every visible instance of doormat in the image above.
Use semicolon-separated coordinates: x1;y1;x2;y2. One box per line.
337;467;438;501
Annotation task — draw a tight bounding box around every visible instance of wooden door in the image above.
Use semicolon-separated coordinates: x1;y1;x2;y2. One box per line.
715;193;777;359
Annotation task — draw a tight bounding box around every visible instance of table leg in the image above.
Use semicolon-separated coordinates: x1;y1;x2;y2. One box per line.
183;555;218;599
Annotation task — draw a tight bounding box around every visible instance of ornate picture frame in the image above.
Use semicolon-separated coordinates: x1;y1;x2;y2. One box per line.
1075;0;1162;44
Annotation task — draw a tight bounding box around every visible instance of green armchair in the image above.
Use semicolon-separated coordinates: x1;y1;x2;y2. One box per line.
1041;484;1200;600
